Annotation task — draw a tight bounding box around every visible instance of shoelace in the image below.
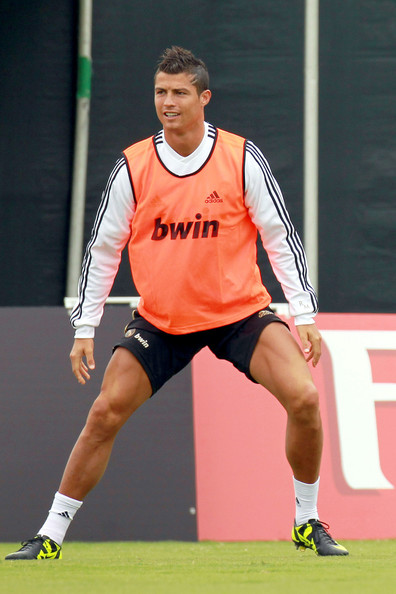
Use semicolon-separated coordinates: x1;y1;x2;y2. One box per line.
20;536;43;549
314;520;337;544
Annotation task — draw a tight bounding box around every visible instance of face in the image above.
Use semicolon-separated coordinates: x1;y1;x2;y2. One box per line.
154;71;211;135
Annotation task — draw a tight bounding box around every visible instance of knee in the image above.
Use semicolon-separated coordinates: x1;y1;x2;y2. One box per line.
84;394;125;440
287;382;321;426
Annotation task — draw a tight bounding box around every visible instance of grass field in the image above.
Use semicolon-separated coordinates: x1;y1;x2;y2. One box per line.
1;540;396;593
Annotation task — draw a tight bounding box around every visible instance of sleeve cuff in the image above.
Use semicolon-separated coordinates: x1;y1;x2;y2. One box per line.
74;325;96;339
293;313;316;326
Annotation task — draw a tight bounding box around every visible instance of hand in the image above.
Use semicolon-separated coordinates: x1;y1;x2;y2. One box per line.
296;323;322;367
70;338;96;384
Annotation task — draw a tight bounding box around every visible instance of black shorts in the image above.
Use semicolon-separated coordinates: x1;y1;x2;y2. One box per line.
113;308;289;395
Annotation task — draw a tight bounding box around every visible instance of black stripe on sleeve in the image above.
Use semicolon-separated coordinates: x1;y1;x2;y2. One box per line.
70;157;126;327
245;141;318;313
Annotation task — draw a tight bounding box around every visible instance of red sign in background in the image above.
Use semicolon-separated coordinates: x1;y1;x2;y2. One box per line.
192;313;396;541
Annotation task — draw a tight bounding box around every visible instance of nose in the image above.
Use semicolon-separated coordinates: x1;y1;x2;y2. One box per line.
163;91;175;106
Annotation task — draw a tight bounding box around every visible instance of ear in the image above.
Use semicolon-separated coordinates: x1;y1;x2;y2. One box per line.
200;89;212;107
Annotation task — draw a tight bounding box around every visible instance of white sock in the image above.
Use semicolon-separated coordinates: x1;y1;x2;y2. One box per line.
293;477;320;525
38;491;83;545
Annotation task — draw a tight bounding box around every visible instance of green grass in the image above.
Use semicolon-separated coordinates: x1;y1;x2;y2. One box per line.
1;540;396;593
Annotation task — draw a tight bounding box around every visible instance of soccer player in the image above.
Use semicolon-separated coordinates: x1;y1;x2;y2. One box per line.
6;46;348;560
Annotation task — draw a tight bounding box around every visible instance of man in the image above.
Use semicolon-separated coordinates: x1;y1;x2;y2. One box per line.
6;46;348;560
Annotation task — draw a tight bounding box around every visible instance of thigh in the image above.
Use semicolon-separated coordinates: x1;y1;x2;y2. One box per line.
208;308;288;382
114;313;203;395
249;322;314;408
97;347;152;421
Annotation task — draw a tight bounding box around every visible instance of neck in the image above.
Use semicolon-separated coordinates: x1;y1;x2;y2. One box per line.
163;122;205;157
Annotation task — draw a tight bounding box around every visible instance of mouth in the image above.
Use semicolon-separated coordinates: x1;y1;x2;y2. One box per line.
164;112;179;119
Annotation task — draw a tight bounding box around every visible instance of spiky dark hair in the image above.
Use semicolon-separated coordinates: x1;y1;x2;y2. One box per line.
155;46;209;95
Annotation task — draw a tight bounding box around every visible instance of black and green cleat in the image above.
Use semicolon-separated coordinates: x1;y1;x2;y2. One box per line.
292;519;349;556
5;535;62;560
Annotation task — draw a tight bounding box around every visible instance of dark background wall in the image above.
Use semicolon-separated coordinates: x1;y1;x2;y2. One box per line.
0;1;77;305
319;0;396;312
0;0;395;307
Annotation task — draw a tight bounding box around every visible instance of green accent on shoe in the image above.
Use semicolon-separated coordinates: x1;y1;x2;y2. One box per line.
5;535;62;560
292;519;349;556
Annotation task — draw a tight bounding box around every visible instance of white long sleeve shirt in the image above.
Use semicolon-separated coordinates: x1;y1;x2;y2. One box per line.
71;122;317;338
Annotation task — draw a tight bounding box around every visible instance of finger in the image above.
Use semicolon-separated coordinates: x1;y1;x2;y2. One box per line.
83;346;95;371
80;363;91;381
72;362;88;384
310;339;322;367
304;346;313;363
312;346;322;367
70;354;89;384
87;354;96;370
301;336;311;359
73;368;86;385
